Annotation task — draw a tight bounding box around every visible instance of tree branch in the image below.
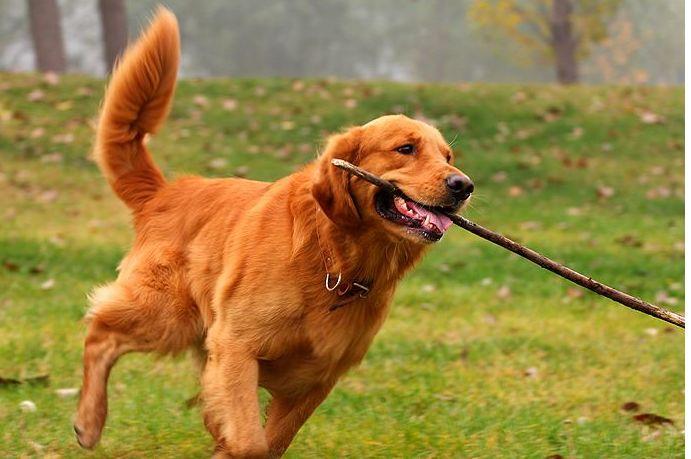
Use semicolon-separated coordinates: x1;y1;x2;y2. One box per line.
331;159;685;329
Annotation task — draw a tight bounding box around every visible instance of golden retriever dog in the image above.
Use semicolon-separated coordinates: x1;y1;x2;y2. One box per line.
74;7;474;457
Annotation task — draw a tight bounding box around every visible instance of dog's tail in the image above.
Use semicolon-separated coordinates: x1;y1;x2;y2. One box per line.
94;7;179;211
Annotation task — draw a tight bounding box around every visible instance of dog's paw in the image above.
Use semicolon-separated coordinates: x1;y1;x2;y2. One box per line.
73;423;100;449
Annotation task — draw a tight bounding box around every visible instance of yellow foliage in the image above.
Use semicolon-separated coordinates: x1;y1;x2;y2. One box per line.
468;0;622;64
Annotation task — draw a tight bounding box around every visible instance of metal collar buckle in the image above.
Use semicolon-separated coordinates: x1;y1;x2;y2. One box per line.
352;282;370;298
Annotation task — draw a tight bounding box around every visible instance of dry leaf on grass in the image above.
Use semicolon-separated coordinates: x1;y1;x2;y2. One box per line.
40;278;55;290
632;413;674;427
638;110;665;125
222;99;238;111
193;95;209;107
621;401;641;412
496;285;511;299
19;400;37;412
27;89;45;102
596;186;615;199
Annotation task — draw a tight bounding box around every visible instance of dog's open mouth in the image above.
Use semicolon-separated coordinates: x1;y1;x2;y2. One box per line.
375;191;455;242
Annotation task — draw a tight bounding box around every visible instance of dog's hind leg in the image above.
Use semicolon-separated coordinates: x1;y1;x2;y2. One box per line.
74;281;200;449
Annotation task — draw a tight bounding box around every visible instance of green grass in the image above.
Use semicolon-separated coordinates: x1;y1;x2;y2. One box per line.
0;73;684;457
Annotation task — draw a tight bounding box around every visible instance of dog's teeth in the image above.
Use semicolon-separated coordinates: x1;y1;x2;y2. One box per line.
424;215;430;226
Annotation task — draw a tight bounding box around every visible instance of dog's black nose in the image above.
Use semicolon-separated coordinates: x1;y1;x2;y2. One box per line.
446;174;474;200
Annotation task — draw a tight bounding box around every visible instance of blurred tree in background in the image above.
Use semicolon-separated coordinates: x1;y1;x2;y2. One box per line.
0;0;683;85
27;0;66;73
468;0;622;84
98;0;127;74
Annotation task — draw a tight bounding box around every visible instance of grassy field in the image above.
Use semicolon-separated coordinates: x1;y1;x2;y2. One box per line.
0;72;684;458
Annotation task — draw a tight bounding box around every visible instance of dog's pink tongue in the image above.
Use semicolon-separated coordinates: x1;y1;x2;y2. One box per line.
408;201;453;232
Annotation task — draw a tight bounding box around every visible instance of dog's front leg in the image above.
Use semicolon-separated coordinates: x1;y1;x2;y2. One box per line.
202;338;268;458
264;384;333;457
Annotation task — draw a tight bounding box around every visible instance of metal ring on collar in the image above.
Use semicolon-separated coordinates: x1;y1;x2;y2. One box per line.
325;272;342;291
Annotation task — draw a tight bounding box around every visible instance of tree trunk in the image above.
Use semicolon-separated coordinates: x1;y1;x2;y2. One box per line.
550;0;578;84
27;0;66;73
98;0;128;74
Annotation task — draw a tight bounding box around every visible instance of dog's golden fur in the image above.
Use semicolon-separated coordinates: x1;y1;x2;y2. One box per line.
74;8;472;457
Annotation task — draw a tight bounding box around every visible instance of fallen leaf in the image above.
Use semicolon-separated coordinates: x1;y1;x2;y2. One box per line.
491;171;507;183
208;158;227;170
1;374;49;386
524;367;538;378
55;387;79;398
292;80;305;92
30;127;45;139
222;99;238;111
596;186;615;199
566;288;584;299
28;440;44;454
539;106;562;122
639;110;665;125
569;127;584;140
37;190;59;203
193;95;209;107
482;314;498;325
28;265;44;275
421;284;436;293
52;133;74;144
433;392;456;402
27;89;45;102
41;152;63;163
43;72;60;85
615;235;643;247
621;401;641;412
655;291;678;306
496;285;511;299
646;186;672;199
19;400;37;412
519;221;541;231
511;91;527;103
77;86;94;96
642;430;662;442
234;166;250;177
508;186;524;197
0;376;21;386
632;413;673;427
40;278;55;290
3;261;19;272
55;100;73;111
344;98;358;109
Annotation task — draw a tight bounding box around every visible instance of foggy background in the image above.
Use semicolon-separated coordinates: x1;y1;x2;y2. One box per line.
0;0;684;85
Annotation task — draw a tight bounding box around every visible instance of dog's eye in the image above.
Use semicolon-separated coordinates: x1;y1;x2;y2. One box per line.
395;144;415;155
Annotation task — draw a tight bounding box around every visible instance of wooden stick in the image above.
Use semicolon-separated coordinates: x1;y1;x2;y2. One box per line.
331;159;685;329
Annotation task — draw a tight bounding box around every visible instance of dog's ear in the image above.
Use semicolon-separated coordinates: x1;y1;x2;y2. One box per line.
312;127;363;226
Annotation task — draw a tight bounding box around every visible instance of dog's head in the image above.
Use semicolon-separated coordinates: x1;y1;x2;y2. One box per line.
312;114;473;243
